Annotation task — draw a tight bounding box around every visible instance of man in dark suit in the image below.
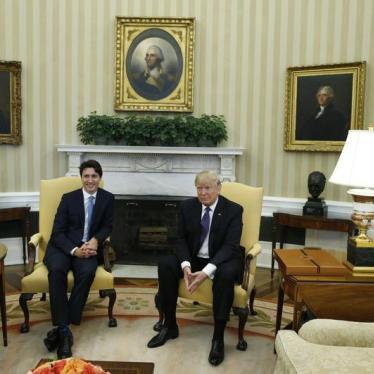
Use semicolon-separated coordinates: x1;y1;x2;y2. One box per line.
147;170;243;366
43;159;114;359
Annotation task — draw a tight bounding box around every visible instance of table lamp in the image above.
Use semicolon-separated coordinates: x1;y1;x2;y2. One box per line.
329;128;374;275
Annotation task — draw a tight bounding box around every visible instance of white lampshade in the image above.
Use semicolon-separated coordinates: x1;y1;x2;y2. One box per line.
329;129;374;189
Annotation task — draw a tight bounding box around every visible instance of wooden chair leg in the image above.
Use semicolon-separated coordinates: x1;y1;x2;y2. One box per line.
40;292;46;301
99;289;117;327
19;293;35;333
233;306;249;351
153;292;164;332
249;286;257;315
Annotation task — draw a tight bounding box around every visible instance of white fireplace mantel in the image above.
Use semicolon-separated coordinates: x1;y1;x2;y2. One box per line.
57;145;245;196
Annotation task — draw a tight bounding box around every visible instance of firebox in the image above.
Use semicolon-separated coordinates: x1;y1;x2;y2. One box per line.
110;195;188;265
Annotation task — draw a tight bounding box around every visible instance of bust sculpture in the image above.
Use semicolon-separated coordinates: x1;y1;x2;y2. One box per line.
303;171;328;216
308;171;326;199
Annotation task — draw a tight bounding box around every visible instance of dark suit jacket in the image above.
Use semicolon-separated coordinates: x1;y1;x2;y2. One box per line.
44;187;114;263
297;103;349;141
175;195;243;267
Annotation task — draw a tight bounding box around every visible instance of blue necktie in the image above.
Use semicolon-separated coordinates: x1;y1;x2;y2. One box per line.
86;195;95;237
200;207;211;247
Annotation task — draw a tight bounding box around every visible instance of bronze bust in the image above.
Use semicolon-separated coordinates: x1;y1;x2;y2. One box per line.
303;171;328;216
308;171;326;199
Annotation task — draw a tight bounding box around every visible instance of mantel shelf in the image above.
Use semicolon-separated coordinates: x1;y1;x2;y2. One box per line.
57;144;245;196
57;144;245;155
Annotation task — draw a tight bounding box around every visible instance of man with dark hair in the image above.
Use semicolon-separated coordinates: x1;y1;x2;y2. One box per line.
43;159;114;358
147;170;243;366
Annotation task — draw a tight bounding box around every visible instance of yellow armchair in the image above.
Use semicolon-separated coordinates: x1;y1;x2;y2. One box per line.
19;177;117;333
155;182;263;350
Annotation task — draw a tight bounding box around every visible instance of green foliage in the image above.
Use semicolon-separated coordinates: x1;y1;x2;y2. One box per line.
76;112;228;147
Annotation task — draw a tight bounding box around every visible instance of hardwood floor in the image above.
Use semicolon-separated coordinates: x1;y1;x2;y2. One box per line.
4;264;281;303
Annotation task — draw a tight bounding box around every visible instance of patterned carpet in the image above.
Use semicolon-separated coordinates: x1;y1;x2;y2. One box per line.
5;285;292;337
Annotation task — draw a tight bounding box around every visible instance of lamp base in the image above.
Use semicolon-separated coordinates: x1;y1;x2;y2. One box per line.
347;238;374;267
344;260;374;277
303;198;328;216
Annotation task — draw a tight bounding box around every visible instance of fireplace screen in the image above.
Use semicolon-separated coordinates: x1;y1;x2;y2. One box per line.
111;196;187;265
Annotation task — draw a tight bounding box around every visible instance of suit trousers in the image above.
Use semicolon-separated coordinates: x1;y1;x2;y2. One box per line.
158;254;242;324
45;251;97;325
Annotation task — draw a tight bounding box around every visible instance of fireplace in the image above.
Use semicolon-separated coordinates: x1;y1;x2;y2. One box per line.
57;145;244;265
111;195;188;265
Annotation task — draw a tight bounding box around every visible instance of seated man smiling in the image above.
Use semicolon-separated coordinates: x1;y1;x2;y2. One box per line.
43;160;114;359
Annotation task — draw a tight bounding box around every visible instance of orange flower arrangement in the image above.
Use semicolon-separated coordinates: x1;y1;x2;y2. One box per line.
28;358;111;374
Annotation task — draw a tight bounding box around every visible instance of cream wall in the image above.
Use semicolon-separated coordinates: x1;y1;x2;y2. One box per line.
0;0;373;201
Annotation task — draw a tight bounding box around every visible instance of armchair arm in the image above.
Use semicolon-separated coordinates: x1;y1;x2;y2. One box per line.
103;238;116;272
26;233;42;275
241;242;261;290
274;330;374;374
299;319;374;348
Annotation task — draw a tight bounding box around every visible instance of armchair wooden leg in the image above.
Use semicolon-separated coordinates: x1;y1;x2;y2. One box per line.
19;293;35;333
249;286;257;315
233;306;249;351
99;289;117;327
153;293;164;332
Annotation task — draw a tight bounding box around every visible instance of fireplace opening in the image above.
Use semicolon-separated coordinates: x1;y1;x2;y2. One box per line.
111;195;188;265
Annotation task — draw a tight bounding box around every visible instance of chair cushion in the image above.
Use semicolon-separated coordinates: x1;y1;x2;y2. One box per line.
21;262;114;293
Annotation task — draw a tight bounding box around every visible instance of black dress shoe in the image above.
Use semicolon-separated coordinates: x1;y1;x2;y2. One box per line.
147;326;179;348
57;333;73;359
44;328;74;352
208;339;224;366
153;320;163;332
43;328;59;351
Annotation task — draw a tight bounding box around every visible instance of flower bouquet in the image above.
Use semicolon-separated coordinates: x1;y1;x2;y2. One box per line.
28;358;111;374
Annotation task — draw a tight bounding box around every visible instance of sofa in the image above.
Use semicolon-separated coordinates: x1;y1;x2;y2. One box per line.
274;319;374;373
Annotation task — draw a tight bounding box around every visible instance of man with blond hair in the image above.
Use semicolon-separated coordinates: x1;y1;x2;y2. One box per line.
147;170;243;366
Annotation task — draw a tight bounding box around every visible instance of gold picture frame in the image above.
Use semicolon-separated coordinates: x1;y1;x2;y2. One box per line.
284;61;366;152
0;60;22;145
115;17;195;112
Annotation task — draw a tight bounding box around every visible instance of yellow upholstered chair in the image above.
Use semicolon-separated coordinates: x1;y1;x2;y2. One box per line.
19;177;117;333
155;182;263;350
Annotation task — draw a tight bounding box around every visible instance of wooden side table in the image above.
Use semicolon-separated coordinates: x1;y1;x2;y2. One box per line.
274;248;374;337
0;243;7;346
0;207;31;265
271;211;353;278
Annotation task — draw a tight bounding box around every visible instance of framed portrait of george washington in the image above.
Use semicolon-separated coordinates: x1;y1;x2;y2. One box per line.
284;61;366;152
0;61;22;145
115;17;195;112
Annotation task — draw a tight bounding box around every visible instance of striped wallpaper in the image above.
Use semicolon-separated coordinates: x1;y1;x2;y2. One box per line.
0;0;373;201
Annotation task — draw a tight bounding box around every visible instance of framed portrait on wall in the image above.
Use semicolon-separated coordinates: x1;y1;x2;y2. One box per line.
115;17;195;112
284;61;366;152
0;60;22;145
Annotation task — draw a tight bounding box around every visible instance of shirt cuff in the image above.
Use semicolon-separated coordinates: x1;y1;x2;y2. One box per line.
202;263;217;279
70;247;78;256
181;261;191;271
